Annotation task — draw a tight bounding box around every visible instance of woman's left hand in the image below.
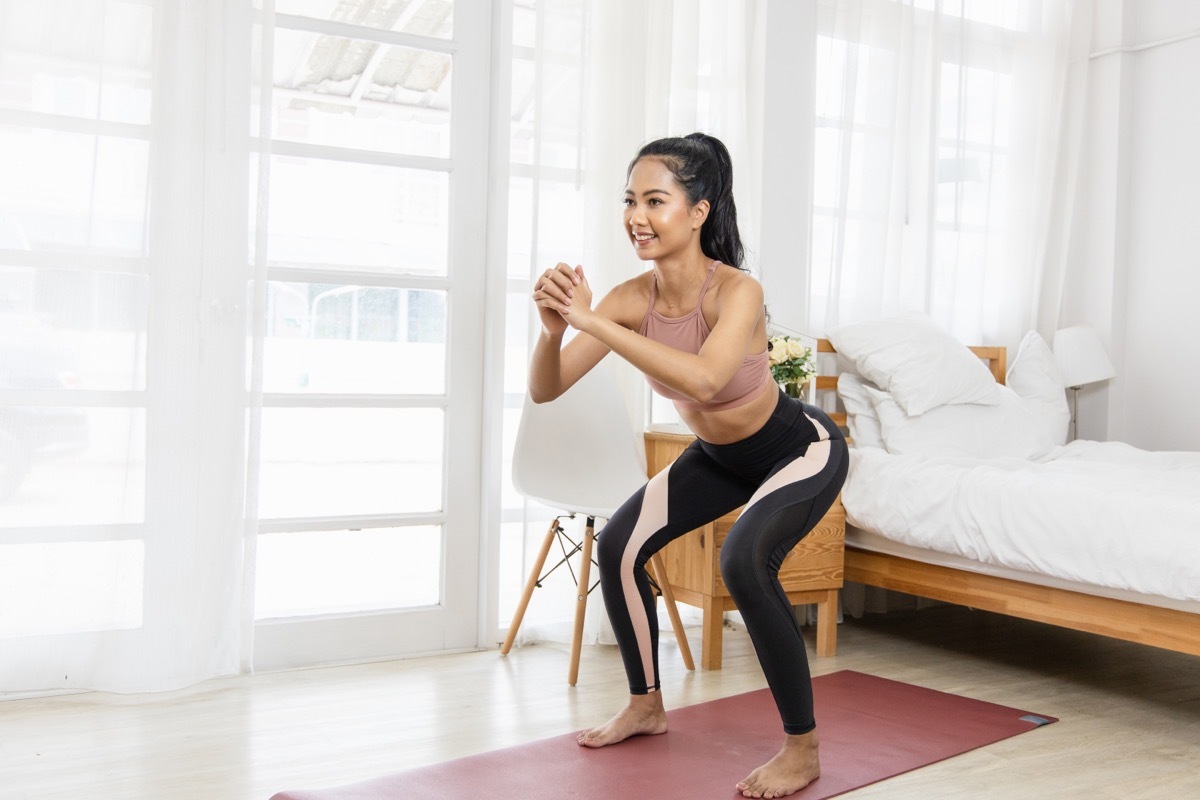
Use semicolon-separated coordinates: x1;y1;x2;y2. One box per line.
561;265;596;329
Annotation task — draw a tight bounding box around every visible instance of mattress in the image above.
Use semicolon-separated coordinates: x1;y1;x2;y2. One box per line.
841;440;1200;606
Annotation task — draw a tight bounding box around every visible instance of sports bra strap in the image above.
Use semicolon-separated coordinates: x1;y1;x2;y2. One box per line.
694;261;719;308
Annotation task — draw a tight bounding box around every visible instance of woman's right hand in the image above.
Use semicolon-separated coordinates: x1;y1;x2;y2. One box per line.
531;262;581;336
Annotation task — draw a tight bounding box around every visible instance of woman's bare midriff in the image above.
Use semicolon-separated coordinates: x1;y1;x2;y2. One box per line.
676;382;780;445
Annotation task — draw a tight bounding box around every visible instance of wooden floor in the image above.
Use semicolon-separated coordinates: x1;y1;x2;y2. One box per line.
2;605;1199;799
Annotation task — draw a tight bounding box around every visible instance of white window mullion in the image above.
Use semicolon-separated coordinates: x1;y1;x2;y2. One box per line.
265;266;451;291
270;12;458;53
440;0;491;651
263;139;453;172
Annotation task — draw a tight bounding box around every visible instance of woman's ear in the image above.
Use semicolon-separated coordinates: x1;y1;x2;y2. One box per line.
691;199;710;230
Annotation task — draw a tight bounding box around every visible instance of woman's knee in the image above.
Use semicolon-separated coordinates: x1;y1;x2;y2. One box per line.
718;537;763;598
594;529;622;575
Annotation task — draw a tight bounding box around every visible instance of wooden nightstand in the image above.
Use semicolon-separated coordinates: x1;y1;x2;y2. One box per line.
644;430;845;669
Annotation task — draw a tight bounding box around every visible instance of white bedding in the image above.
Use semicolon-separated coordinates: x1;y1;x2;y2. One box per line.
842;440;1200;603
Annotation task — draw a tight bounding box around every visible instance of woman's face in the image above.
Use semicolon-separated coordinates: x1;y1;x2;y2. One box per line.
623;157;707;261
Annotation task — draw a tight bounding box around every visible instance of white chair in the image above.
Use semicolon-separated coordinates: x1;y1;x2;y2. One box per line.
501;361;695;685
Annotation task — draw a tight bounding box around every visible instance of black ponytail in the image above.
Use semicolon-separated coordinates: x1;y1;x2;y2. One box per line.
627;132;745;270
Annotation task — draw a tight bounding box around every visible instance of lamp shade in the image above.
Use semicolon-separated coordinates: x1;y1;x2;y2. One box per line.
1052;325;1116;388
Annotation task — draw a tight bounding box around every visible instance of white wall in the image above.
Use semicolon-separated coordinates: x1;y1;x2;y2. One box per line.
1066;0;1200;449
757;0;817;335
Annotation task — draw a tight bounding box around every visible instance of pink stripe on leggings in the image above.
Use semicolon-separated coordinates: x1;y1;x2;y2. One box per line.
619;466;671;690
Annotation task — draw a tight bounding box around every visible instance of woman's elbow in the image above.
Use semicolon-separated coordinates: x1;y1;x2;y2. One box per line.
687;375;722;405
528;383;561;404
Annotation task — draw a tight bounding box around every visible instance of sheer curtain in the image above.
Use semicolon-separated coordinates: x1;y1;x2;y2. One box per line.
0;0;253;694
810;0;1093;619
807;0;1093;349
499;0;767;646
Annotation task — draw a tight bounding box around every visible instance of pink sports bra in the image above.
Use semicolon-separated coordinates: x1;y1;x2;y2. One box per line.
638;261;772;412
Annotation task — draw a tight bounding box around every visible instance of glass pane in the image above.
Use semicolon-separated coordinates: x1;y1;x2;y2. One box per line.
497;519;525;624
811;128;840;210
506;177;532;277
264;282;445;393
263;155;448;275
509;59;535;165
502;292;530;396
258;407;442;518
0;541;144;637
0;0;154;125
0;126;150;256
500;405;521;509
264;30;451;158
536;179;584;263
512;2;536;49
255;525;442;619
814;35;847;119
268;0;453;40
0;407;143;524
0;268;147;392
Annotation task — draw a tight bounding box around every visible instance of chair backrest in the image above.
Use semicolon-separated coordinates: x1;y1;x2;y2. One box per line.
512;362;648;519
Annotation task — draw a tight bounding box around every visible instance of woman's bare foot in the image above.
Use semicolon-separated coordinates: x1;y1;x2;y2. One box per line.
576;692;668;748
736;730;821;798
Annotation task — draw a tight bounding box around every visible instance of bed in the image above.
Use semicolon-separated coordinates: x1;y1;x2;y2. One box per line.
814;314;1200;657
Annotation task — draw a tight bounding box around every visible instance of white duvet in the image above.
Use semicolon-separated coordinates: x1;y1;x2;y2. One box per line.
842;440;1200;603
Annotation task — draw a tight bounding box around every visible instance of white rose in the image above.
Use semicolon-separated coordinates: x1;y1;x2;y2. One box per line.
786;339;808;360
768;337;788;365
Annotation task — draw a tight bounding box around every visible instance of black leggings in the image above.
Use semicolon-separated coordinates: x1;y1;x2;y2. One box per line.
597;389;847;735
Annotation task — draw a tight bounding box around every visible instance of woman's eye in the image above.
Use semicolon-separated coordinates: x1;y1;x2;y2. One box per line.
648;198;661;205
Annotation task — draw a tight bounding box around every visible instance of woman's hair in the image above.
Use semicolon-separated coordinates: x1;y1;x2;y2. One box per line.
628;132;745;270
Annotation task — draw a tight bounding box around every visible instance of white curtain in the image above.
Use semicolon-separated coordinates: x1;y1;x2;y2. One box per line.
502;0;767;646
0;0;253;694
808;0;1093;349
815;0;1094;619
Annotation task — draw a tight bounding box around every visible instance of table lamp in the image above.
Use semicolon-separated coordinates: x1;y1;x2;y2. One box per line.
1052;325;1117;441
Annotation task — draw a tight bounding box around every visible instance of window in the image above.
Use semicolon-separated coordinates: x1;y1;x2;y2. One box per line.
250;0;490;668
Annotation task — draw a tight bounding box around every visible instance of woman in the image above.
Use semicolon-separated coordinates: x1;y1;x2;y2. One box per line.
528;132;847;799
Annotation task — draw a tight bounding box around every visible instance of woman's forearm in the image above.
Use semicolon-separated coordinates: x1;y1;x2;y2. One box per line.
527;328;567;403
573;313;723;403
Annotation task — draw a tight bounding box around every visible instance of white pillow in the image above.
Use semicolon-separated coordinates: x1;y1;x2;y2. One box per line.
1006;331;1070;447
836;373;885;449
828;312;1001;415
864;383;1056;460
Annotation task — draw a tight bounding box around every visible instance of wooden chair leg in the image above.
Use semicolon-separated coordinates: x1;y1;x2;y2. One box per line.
649;553;694;671
567;516;597;686
500;517;562;655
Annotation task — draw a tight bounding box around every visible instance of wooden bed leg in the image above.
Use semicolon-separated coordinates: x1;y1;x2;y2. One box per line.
815;590;838;657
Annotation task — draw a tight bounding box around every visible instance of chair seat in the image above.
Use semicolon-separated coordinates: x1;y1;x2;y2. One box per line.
521;494;622;521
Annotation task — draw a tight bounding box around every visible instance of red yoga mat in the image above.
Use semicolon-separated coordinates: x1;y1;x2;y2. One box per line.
270;670;1056;800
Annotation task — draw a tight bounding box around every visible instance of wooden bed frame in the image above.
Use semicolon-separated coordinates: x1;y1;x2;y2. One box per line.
817;338;1200;658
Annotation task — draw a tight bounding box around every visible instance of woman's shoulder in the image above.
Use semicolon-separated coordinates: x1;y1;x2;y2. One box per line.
710;263;763;303
600;270;655;327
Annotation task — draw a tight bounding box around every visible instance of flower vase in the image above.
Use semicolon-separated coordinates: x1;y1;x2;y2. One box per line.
784;380;804;398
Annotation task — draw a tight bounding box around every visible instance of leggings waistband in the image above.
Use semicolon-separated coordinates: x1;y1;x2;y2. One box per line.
697;388;842;480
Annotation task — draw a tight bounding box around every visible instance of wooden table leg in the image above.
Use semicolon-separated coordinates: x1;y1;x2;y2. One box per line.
815;589;838;657
701;595;724;670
